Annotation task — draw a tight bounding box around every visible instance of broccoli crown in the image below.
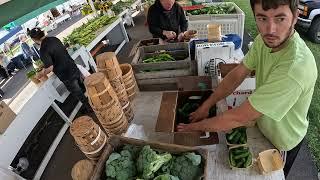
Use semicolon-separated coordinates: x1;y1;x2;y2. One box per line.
154;174;180;180
105;150;137;180
123;144;141;160
137;145;172;179
170;152;202;180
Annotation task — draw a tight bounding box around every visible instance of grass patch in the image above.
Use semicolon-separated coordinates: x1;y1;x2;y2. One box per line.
226;0;320;171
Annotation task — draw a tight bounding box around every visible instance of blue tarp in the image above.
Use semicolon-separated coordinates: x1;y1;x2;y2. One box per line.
0;26;23;45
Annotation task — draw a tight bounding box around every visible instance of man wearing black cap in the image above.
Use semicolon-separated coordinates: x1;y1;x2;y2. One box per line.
28;28;92;113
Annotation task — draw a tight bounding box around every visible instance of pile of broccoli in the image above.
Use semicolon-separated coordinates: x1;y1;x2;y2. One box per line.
105;145;203;180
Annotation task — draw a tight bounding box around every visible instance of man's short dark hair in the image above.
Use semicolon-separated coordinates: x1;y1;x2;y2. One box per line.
250;0;298;14
28;28;45;40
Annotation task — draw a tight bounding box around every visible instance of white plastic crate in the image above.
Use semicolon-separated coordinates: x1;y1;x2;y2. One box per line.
187;2;245;47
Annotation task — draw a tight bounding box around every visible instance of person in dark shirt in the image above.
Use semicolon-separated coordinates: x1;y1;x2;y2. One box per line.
147;0;188;41
28;28;92;112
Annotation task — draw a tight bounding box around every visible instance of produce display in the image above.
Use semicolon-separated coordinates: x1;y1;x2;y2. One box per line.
177;93;216;124
111;0;135;15
81;1;113;15
228;146;252;168
26;70;36;79
187;3;236;15
142;53;175;63
63;15;116;46
226;127;247;145
105;144;203;180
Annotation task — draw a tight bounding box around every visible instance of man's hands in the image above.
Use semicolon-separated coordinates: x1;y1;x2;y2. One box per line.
177;32;185;42
177;105;209;132
189;105;210;123
162;30;176;40
177;123;194;132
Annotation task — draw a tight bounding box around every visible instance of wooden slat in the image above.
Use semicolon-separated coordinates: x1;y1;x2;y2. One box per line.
173;132;219;146
132;59;190;71
135;69;191;80
155;92;177;132
176;76;213;91
137;77;177;85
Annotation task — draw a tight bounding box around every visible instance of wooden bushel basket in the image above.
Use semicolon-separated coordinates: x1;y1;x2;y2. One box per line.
100;113;128;135
93;100;124;123
84;72;119;108
116;89;130;107
109;75;126;93
96;52;123;80
122;102;134;123
70;116;109;160
120;63;137;89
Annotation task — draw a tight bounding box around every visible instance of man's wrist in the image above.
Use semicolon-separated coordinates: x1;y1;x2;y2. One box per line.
201;98;214;109
162;30;167;36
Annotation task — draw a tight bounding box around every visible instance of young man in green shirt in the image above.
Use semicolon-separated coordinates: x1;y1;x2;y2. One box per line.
177;0;317;177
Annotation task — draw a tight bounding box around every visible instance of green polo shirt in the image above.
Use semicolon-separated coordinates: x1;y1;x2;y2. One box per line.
243;32;317;151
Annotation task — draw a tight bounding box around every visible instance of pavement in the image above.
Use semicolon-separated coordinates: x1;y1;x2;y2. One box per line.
1;12;318;180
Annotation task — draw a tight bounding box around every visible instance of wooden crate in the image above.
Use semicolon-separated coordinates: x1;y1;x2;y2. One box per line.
131;43;196;90
156;91;219;146
91;135;209;180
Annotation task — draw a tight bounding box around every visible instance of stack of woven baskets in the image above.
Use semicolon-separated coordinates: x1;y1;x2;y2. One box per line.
70;116;109;161
84;72;128;134
96;52;134;122
120;63;138;101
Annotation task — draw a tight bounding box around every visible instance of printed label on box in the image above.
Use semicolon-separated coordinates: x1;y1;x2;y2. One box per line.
226;90;253;109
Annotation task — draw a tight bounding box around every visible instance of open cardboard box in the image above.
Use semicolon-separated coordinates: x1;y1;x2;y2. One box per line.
156;90;219;146
0;101;16;134
176;76;217;91
91;135;209;180
217;63;256;110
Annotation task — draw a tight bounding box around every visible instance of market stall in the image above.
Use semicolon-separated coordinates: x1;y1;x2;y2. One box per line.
0;1;289;179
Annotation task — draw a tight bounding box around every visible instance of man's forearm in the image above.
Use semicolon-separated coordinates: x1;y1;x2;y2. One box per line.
189;101;259;132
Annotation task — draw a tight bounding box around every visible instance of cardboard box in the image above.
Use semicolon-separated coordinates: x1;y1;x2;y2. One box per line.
217;63;256;109
218;63;255;78
91;135;209;180
0;101;16;134
176;76;217;91
156;91;219;146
